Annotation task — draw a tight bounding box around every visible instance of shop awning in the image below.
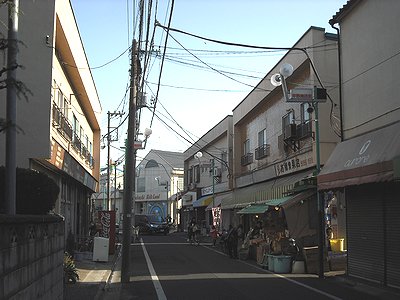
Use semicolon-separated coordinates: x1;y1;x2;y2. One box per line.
318;122;400;190
237;203;269;214
205;194;227;211
192;195;213;208
262;196;292;207
222;169;313;209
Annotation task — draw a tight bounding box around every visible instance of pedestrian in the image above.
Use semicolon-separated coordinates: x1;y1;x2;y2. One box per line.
237;224;244;249
227;225;238;259
210;225;218;247
187;217;196;242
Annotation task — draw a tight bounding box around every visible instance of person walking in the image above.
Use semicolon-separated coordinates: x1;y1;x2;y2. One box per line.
187;217;196;242
210;225;218;247
227;225;238;259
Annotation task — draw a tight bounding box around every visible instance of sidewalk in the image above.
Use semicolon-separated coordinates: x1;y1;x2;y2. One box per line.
64;247;120;300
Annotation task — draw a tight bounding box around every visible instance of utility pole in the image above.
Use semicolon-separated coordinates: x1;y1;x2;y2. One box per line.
107;111;123;210
121;39;137;283
113;159;119;210
5;0;19;215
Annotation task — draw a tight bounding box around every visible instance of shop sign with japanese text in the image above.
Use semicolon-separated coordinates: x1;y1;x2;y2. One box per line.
274;152;314;176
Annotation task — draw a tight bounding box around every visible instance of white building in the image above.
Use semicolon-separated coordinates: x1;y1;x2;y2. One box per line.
135;150;184;226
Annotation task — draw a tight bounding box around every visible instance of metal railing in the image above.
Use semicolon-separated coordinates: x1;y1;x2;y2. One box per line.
241;152;253;166
255;144;271;160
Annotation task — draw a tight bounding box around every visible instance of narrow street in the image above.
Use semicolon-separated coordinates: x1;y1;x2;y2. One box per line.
101;232;397;300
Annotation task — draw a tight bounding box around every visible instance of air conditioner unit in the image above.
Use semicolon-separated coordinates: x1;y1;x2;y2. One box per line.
213;167;221;177
284;124;297;140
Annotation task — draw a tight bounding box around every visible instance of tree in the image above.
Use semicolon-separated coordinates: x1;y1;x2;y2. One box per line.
0;166;60;214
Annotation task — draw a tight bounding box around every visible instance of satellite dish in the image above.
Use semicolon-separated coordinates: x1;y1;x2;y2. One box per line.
270;73;282;87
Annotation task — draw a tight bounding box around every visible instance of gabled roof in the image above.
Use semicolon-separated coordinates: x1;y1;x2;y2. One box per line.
142;149;184;169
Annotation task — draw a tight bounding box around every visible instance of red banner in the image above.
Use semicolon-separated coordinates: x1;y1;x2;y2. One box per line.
98;210;116;254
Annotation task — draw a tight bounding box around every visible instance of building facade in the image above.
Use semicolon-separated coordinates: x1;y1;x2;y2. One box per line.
135;150;184;226
183;116;233;232
319;0;400;288
0;0;101;238
225;27;342;246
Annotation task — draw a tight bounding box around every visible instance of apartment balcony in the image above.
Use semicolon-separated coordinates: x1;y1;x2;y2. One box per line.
72;133;82;153
255;144;270;160
241;153;253;166
296;122;312;140
52;103;95;169
52;104;73;141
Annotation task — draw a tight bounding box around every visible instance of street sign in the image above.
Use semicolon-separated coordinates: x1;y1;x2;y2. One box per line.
287;87;327;102
134;140;143;149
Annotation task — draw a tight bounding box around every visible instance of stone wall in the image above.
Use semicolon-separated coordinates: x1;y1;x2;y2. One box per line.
0;214;65;299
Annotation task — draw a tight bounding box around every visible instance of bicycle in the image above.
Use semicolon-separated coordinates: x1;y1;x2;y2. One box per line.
191;230;201;246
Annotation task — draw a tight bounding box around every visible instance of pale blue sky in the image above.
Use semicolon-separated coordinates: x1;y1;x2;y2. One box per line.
71;0;346;167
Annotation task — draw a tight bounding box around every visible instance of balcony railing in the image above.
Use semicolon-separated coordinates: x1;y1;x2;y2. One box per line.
296;121;312;140
72;133;82;153
52;103;95;169
241;152;253;166
255;144;270;160
52;103;73;141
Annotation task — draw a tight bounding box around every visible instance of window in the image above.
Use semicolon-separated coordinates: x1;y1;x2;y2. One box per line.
73;114;79;135
301;103;312;124
282;110;295;128
258;129;267;147
137;177;145;192
63;96;69;118
193;165;200;183
255;128;270;159
243;139;250;155
57;90;63;109
177;177;184;191
188;167;193;184
80;126;84;143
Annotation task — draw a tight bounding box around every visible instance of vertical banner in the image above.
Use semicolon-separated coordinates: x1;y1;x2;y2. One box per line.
98;210;116;254
212;207;222;232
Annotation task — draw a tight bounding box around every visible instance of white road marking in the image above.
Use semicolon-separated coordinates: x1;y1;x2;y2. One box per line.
141;240;167;300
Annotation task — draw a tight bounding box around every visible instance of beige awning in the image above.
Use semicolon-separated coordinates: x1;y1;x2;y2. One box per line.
222;169;314;209
318;122;400;190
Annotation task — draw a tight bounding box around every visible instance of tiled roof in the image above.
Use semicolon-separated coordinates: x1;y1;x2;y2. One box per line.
329;0;361;25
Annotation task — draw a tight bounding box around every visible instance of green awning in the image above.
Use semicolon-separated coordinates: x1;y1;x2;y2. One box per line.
263;196;292;207
237;203;269;214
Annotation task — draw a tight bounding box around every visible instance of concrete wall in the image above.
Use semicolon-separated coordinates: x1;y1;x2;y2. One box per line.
339;0;400;139
0;0;56;168
0;215;65;300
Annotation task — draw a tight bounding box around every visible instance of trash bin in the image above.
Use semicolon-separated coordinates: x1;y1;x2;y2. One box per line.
274;255;292;273
330;238;344;252
267;255;275;272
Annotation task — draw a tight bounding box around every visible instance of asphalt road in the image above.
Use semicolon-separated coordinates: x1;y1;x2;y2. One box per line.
101;232;398;300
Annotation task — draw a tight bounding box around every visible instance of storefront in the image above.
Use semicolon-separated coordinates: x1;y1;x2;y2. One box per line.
318;122;400;288
180;192;196;232
234;187;319;271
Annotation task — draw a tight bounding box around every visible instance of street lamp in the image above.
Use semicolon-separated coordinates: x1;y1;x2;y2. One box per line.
271;62;325;278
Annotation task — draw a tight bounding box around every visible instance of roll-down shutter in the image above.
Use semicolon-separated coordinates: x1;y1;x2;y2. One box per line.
385;183;400;288
347;185;385;283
